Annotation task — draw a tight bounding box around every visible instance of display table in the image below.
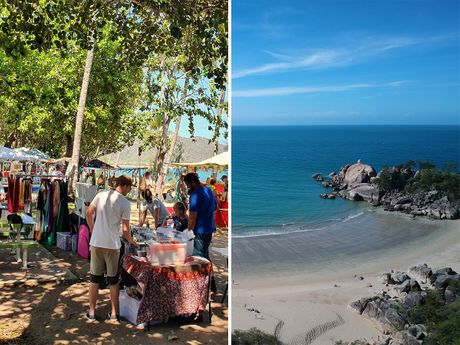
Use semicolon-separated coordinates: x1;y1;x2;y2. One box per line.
122;255;212;324
0;213;38;269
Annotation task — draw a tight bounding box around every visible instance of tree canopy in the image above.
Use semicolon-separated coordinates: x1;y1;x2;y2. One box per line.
0;0;228;162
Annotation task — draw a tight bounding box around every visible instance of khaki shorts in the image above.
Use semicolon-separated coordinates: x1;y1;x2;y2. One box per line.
90;246;120;278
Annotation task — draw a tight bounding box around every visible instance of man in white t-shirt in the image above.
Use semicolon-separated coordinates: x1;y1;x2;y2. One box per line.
85;175;137;322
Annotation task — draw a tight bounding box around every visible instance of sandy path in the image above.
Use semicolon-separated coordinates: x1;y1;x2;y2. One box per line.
0;203;228;344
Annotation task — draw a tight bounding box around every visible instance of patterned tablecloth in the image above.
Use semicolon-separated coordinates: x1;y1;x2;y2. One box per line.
122;255;212;324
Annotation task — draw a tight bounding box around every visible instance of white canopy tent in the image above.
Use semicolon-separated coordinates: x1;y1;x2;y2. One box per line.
197;151;229;167
171;151;229;169
0;147;50;163
0;146;19;161
14;147;50;161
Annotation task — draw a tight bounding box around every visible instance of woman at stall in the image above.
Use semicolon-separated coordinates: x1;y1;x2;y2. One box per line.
138;189;170;229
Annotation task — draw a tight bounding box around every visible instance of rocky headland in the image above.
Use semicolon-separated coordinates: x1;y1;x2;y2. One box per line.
313;162;460;220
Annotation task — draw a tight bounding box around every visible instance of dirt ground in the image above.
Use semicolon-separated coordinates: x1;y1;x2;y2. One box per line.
0;205;228;345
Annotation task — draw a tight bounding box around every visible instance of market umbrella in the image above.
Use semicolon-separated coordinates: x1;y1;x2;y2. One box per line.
0;146;20;161
171;151;229;169
14;147;50;161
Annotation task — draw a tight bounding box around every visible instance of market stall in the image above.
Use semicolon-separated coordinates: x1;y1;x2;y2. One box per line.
118;227;212;326
121;254;212;326
172;152;229;228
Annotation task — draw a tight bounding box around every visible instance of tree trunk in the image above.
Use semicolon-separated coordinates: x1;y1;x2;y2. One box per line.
69;46;94;192
154;59;168;200
161;75;190;187
154;117;171;200
65;134;73;157
213;88;226;155
5;132;16;148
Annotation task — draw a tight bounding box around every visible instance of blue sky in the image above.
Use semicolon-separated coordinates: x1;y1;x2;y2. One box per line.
232;0;460;125
178;116;228;145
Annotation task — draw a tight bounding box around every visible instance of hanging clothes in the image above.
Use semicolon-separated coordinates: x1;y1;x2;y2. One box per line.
18;180;25;208
55;180;71;233
23;179;32;204
41;182;54;245
7;176;21;213
36;180;49;242
52;180;60;219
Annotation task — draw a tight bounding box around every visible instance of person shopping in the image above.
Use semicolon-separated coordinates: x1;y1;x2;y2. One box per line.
85;175;137;322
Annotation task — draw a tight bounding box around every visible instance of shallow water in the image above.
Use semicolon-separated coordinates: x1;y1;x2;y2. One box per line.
232;207;460;280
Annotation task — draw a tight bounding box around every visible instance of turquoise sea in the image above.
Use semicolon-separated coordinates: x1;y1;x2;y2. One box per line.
232;125;460;237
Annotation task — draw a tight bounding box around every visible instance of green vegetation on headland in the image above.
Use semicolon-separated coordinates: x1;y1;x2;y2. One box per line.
376;160;460;203
404;282;460;345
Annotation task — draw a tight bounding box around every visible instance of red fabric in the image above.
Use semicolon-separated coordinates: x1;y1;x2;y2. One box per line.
214;184;225;194
215;201;228;227
123;255;212;323
7;177;22;213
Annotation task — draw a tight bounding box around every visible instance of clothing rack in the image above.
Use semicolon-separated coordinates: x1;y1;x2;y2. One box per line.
10;173;66;180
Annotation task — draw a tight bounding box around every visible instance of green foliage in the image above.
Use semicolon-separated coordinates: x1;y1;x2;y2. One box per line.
409;169;460;202
232;328;282;345
375;160;460;202
418;160;436;170
376;165;412;192
406;290;460;345
0;0;227;89
0;26;144;158
0;0;228;168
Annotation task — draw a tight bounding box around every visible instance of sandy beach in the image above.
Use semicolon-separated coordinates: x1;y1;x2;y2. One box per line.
232;211;460;344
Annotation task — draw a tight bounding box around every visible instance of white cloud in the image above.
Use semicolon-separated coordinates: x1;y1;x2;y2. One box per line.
233;35;452;79
233;81;411;98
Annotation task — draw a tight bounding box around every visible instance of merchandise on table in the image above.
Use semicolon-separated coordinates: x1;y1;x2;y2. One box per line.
146;240;186;265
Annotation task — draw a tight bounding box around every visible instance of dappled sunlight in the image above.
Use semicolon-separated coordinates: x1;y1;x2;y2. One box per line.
1;201;228;344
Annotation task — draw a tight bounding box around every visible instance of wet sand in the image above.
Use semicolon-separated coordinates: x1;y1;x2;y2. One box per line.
232;211;460;344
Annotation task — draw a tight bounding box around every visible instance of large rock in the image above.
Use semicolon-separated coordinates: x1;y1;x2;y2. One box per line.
435;267;457;275
444;206;459;219
407;324;427;340
312;173;324;182
346;184;381;203
435;274;460;289
360;297;407;333
349;297;372;314
391;197;412;206
400;292;425;308
344;163;377;185
408;264;432;283
393;282;410;296
391;271;410;284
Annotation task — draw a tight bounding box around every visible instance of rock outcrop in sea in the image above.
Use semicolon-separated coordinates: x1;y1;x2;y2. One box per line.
314;162;460;220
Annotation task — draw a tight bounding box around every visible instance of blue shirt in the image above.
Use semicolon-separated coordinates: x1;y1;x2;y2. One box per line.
189;185;216;235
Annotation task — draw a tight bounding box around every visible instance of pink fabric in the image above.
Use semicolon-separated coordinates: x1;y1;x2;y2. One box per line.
78;224;90;259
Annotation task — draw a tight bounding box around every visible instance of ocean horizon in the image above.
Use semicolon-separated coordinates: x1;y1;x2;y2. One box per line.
232;125;460;237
